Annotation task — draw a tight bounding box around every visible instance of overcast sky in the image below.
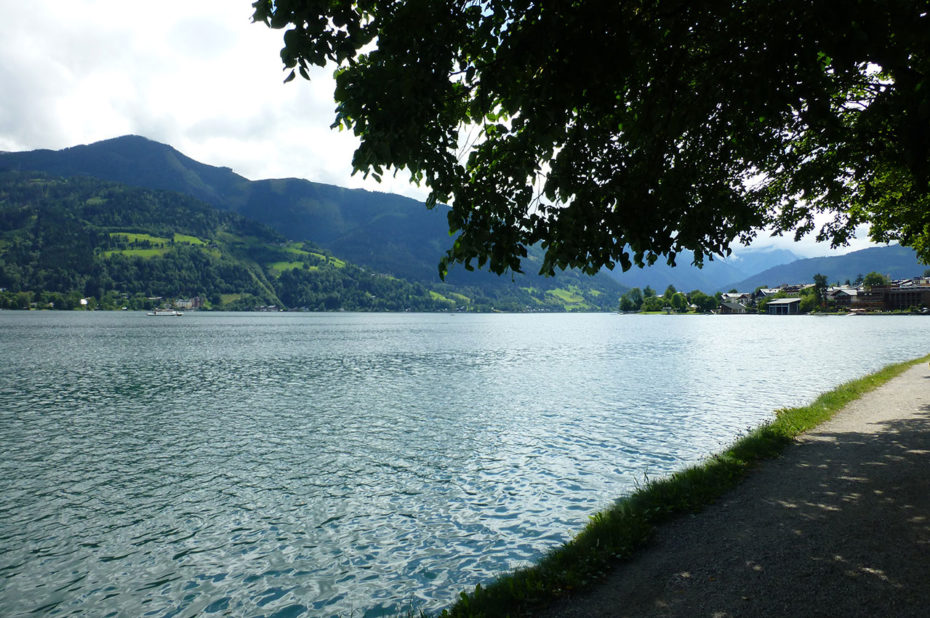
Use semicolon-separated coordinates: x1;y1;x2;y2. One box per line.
0;0;880;258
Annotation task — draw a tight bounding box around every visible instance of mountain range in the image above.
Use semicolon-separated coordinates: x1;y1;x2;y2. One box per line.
728;244;929;290
1;135;926;306
0;170;454;311
0;137;624;310
605;243;928;293
604;246;803;293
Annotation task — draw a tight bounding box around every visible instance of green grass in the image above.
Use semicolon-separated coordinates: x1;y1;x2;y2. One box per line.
519;288;547;305
301;249;346;268
219;293;244;305
429;290;456;304
546;288;584;303
173;233;206;245
104;231;211;259
545;287;592;310
283;243;353;264
109;232;170;245
103;247;168;258
441;354;930;617
284;244;312;256
268;261;305;274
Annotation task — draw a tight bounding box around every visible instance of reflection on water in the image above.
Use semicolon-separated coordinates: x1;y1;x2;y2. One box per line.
1;312;926;615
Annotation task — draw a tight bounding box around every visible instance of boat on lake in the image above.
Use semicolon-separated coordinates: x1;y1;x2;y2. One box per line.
146;309;183;316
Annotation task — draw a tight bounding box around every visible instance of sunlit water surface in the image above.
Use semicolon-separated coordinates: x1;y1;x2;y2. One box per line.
1;312;927;616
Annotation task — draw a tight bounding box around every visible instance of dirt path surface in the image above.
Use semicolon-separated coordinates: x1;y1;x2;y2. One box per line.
541;362;930;617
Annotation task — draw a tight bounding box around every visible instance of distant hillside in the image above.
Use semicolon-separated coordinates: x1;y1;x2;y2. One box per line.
0;136;459;281
0;135;251;207
0;171;619;311
605;247;800;292
728;245;927;290
0;171;278;307
0;136;625;308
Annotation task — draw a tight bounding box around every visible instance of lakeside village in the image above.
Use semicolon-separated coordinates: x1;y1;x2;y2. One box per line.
3;271;930;315
619;271;930;315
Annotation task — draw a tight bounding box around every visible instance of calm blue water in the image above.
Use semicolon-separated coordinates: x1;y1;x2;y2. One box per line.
1;312;927;616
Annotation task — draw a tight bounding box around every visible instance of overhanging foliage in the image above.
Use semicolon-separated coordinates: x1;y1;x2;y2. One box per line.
254;0;930;277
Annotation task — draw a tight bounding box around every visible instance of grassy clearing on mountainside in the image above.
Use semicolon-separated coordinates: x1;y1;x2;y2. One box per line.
103;247;169;258
220;293;244;305
173;233;206;245
545;287;591;310
268;261;305;274
283;245;311;256
109;232;170;245
104;232;210;258
429;290;457;304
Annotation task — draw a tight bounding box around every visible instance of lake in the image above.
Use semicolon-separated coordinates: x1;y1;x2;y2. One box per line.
1;311;927;616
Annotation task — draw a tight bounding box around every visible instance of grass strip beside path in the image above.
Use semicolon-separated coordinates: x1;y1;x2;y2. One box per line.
441;353;930;617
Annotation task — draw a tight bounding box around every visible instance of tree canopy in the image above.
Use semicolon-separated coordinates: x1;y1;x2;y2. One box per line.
253;0;930;278
862;271;891;288
812;273;829;306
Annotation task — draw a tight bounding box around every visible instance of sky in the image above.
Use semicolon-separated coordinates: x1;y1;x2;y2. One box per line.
0;0;881;259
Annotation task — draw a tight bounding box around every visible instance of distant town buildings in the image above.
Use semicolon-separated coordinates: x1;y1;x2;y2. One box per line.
173;297;205;310
718;301;748;314
766;298;801;315
718;276;930;314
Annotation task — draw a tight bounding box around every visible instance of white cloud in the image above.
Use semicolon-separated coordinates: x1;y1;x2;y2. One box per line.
744;222;885;259
0;0;429;200
0;1;885;258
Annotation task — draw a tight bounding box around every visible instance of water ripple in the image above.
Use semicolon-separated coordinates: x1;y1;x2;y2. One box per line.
1;312;927;615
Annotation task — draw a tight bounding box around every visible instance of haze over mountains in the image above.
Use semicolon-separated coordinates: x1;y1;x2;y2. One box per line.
729;244;928;290
1;135;925;303
604;247;802;293
606;244;928;292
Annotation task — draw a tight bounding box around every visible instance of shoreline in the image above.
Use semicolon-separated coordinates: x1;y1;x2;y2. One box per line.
440;354;930;617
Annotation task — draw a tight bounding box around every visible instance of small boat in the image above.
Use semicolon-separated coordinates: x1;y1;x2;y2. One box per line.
146;309;183;316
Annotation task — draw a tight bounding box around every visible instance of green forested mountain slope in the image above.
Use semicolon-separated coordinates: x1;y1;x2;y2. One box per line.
0;135;251;208
0;136;625;306
0;171;273;305
0;136;450;281
0;171;619;311
0;172;448;310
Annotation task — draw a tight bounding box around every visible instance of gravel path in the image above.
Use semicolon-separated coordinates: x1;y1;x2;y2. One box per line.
541;362;930;617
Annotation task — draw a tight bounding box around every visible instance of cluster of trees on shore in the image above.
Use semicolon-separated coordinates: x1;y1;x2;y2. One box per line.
0;289;192;311
618;285;718;313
